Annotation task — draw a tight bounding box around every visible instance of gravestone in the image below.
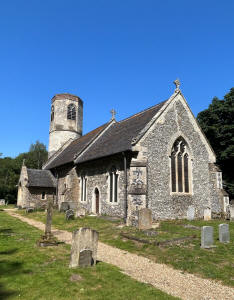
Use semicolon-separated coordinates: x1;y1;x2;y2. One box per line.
204;208;211;221
69;228;99;268
79;250;93;267
75;207;86;218
201;226;214;248
66;209;74;220
230;205;234;221
60;202;69;212
219;224;230;243
187;206;195;221
138;208;152;230
0;199;5;206
26;207;34;213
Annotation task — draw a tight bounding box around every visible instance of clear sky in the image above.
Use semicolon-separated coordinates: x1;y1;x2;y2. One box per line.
0;0;233;158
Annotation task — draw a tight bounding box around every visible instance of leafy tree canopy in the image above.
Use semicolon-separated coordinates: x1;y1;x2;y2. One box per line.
197;88;234;198
0;141;48;203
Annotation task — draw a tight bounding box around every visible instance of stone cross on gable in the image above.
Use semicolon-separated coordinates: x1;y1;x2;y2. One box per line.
110;109;116;120
173;79;181;92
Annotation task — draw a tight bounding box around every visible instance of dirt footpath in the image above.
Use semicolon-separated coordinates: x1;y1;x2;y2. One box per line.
5;210;234;300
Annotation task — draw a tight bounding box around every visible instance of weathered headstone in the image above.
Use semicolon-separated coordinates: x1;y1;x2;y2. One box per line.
187;206;195;221
230;205;234;221
204;208;211;221
66;209;74;220
219;224;230;243
0;199;5;206
201;226;214;248
60;202;69;212
75;207;86;218
138;208;152;230
69;228;98;268
26;207;34;213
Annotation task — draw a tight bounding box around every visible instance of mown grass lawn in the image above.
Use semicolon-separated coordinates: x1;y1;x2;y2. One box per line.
15;209;234;287
0;211;178;300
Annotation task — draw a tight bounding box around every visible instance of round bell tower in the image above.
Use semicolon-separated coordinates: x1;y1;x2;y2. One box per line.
48;93;83;158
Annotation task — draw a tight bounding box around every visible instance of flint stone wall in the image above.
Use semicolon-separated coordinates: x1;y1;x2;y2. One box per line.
139;95;222;220
76;155;127;217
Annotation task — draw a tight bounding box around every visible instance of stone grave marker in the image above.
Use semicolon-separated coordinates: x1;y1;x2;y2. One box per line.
66;209;74;220
230;205;234;221
0;199;5;206
68;202;78;210
75;207;86;218
187;206;195;221
219;224;230;243
138;208;152;230
201;226;214;248
204;208;211;221
69;227;98;268
26;207;34;213
60;202;69;212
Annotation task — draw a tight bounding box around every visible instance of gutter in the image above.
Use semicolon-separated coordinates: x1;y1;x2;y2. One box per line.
122;152;128;221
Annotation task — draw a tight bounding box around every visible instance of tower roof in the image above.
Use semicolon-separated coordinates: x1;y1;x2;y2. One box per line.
51;93;83;103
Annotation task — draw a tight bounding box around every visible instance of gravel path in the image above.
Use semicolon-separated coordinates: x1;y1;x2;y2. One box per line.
5;210;234;300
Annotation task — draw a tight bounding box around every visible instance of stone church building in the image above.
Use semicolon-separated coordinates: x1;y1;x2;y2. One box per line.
17;81;229;223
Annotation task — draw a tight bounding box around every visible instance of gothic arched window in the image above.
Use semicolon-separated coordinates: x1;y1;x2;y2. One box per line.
51;105;54;121
109;166;118;202
171;138;190;193
67;104;76;120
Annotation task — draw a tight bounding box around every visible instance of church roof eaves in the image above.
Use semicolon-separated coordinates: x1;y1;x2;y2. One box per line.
74;99;167;164
44;122;109;170
27;169;56;188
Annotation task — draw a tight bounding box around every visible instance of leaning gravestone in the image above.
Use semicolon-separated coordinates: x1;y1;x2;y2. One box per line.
230;205;234;221
66;209;74;220
138;208;152;230
69;228;99;268
201;226;214;248
187;206;195;221
60;202;69;212
204;208;211;221
219;224;230;243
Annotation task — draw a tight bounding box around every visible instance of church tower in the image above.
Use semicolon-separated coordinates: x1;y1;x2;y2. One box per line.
48;93;83;158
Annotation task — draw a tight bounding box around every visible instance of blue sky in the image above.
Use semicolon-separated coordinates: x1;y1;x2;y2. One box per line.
0;0;233;158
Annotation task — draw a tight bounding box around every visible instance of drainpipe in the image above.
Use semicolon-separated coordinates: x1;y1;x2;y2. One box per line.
122;152;128;221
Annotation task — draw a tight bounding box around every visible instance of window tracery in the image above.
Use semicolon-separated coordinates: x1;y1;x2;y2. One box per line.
67;104;76;120
171;137;190;193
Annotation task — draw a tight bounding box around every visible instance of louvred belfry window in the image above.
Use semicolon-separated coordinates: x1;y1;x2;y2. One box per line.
51;105;54;121
67;104;76;120
171;138;190;193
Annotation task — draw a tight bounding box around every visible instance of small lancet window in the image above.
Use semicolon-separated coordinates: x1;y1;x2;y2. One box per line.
109;166;118;202
171;137;190;193
41;192;46;200
67;104;76;120
80;175;87;202
51;105;54;121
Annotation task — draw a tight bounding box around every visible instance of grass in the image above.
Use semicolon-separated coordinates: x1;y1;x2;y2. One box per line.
0;211;178;300
15;209;234;286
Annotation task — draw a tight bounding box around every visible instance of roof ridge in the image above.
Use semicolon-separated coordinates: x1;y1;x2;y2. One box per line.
117;100;167;124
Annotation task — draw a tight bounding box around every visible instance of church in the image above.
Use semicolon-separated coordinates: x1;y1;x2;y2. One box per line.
17;81;229;223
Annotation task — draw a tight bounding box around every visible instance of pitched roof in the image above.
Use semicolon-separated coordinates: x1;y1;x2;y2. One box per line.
76;100;167;164
44;123;109;169
27;169;56;188
45;99;167;169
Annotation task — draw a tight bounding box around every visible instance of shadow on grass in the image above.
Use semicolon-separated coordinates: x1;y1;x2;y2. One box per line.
0;251;26;299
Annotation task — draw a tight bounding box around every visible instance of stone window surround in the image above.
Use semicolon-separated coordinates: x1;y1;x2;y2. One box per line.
51;105;54;122
169;137;193;195
216;172;223;189
67;103;76;120
41;191;46;200
107;166;120;205
80;175;87;202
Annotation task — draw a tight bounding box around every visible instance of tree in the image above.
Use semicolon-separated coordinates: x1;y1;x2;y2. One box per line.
197;88;234;198
0;141;48;203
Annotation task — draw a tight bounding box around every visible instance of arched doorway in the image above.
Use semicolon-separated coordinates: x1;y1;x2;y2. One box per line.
95;188;99;214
